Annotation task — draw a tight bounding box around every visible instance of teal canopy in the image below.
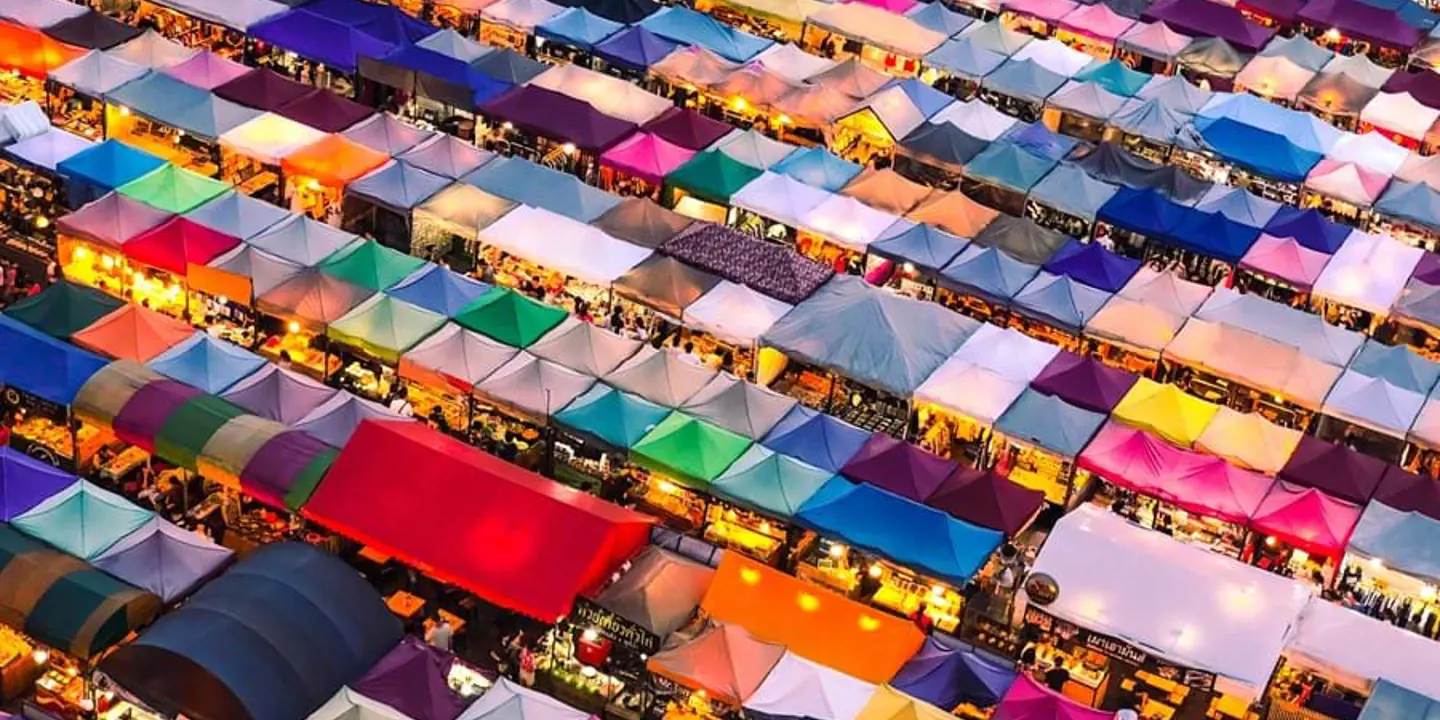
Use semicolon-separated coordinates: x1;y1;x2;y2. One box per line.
964;142;1055;192
1074;59;1149;97
710;445;833;520
555;384;669;450
12;481;154;561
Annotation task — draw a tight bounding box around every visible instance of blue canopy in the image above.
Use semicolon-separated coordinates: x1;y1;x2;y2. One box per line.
925;37;1005;79
993;388;1105;458
1361;0;1439;29
1349;339;1440;395
939;244;1040;304
367;43;512;105
1193;92;1339;156
892;636;1018;709
982;58;1065;103
250;10;395;73
1377;180;1440;233
185;191;293;240
99;542;402;720
773;147;863;193
640;7;772;62
555;383;669;449
1097;186;1188;239
146;334;267;394
1197;118;1322;183
1073;59;1149;97
796;478;1004;586
0;315;107;405
760;405;869;474
1167;208;1261;263
870;221;969;274
537;7;623;50
1003;122;1080;163
13;481;154;561
1358;679;1440;720
348;160;450;211
57;139;166;200
1263;205;1351;252
964;142;1054;192
906;2;973;37
1195;184;1282;228
710;445;833;520
107;73;261;140
301;0;435;44
1042;238;1140;292
1027;163;1117;222
386;265;490;317
593;25;679;71
887;77;956;119
761;276;979;396
1348;501;1440;584
464;156;620;221
1012;271;1110;332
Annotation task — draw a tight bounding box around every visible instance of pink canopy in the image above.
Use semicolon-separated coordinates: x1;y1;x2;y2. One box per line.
991;676;1112;720
1249;481;1362;558
1304;159;1389;206
1078;422;1273;524
842;0;918;15
161;51;250;90
1238;234;1332;289
1059;3;1137;40
600;132;696;185
1004;0;1079;21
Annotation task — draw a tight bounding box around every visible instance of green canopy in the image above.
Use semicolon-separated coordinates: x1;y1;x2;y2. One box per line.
155;395;247;470
631;411;751;488
4;281;124;339
327;295;447;363
317;238;428;292
454;287;567;348
666;151;762;205
117;164;230;214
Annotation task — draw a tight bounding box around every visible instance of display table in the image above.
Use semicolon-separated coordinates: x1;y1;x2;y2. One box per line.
387;591;425;620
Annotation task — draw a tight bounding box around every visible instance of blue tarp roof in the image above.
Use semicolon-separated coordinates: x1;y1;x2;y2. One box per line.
464;156;621;221
369;43;513;105
1003;122;1080;163
301;0;435;43
1167;207;1262;263
1193;92;1339;155
593;25;679;71
1349;501;1440;583
870;221;969;273
1074;58;1150;97
386;265;490;318
640;7;772;62
1027;163;1117;221
1264;205;1352;252
1349;338;1440;395
761;276;979;396
537;7;623;49
1012;271;1110;332
710;445;833;520
892;636;1018;709
184;191;293;241
773;147;863;193
964;142;1055;192
925;37;1005;79
99;543;402;720
573;0;662;23
1194;184;1282;228
939;244;1040;303
907;2;973;36
0;315;107;406
250;10;396;73
1358;679;1440;720
56;139;166;192
887;77;956;119
1042;238;1140;292
796;478;1003;586
146;334;267;394
556;383;669;449
760;405;869;474
348;160;450;211
1109;97;1186;143
993;388;1105;457
1377;180;1440;232
106;72;260;139
1197;117;1322;183
982;58;1065;103
1097;186;1188;238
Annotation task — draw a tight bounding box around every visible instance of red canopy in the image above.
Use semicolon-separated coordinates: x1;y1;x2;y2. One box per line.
304;419;654;620
991;675;1112;720
123;217;240;276
1248;481;1362;558
1078;422;1273;525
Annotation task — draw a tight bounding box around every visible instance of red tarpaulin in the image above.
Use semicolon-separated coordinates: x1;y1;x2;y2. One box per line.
304;419;654;620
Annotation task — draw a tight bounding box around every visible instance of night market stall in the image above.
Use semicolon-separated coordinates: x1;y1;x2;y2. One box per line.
326;294;446;402
0;316;108;469
408;183;516;272
104;72;260;177
893;122;986;190
71;303;195;363
0;22;83;104
280;133;388;222
117;162;229;214
455;285;568;348
864;221;968;300
935;244;1040;322
120;216;241;318
217;112;325;203
529;309;640;381
341;160;450;254
56;192;171;302
760;404;869;474
398;321;514;434
44;50;147;140
592;197;694;251
220;361;337;427
471;350;596;449
1246;480;1363;588
464;155;620;222
989;387;1105;506
0;128;95;264
551;383;667;492
1024;163;1118;240
160;50;250;90
1194;405;1303;476
1084;267;1210;375
55;137;165;207
253;267;374;378
605;345;718;408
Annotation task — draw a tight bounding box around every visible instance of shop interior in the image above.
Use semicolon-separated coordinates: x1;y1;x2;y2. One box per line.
1245;533;1336;594
536;615;648;720
1299;187;1370;228
976;88;1044;123
794;230;864;274
480;124;598;185
988;433;1089;507
551;426;628;495
479;21;534;55
598;165;665;201
1008;311;1086;354
2;389;103;473
961;177;1027;217
220;147;283;205
1334;554;1440;640
1164;363;1314;432
468;401;548;473
664;185;733;225
186;291;254;346
255;314;337;380
1311;414;1408;467
793;536;965;634
252;44;356;99
914;402;991;466
0;72;45;106
935;284;1009;326
132;0;248;59
327;342;399;404
1080;335;1163;377
105;105;220;177
402;376;473;443
799;28;923;78
863;254;940;301
701;501;790;566
0;154;68;264
628;470;707;532
46;82;107;140
1091;484;1249;559
1231;267;1310;310
826;110;898;166
479;244;611;317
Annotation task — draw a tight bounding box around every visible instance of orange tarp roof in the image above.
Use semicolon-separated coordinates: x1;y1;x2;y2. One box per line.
72;304;194;363
280;134;388;188
0;21;83;78
700;553;924;683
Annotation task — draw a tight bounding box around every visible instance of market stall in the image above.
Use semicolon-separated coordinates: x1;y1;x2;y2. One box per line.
279;133;388;223
1246;480;1362;588
604;345;718;408
0;317;108;470
923;37;1007;101
1084;267;1209;375
801;3;944;77
962;141;1057;215
121;216;241;318
248;8;407;99
864;221;968;300
220;361;338;428
625;410;751;530
117;162;229;215
0;22;83;104
678;281;793;380
1373;179;1440;251
1193;405;1302;477
479;0;564;54
71;303;195;364
326;294;446;402
465;155;621;223
893;122;985;190
0;128;94;265
1109;376;1219;447
407;184;515;274
759;404;868;474
535;7;623;66
56;192;171;302
217;112;325;204
1023;163;1118;240
989;387;1104;506
978;58;1066;122
599;133;697;200
55;137;165;207
105;72;260;177
455;285;568;349
253;267;374;378
936;244;1040;322
471;351;595;449
1009;271;1112;351
396;321;513;435
44;51;147;140
1114;20;1190;74
161;50;249;91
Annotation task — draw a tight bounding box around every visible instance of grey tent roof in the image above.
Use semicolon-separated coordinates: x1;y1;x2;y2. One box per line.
925;37;1006;79
603;345;718;407
898;121;988;170
1297;71;1379;116
1028;163;1119;221
1071;141;1211;202
1136;74;1213;114
184;190;294;240
528;316;642;377
342;113;434;156
680;374;797;440
1176;36;1250;78
760;275;979;396
970;214;1067;264
1378;180;1440;229
994;387;1105;457
983;58;1066;103
1397;279;1440;329
93;517;233;603
593;546;713;637
939;244;1040;302
591;197;695;249
1047;80;1126;120
347;160;450;211
49;50;148;96
1011;270;1111;331
961;20;1033;55
475;352;596;419
396;133;493;179
1107;96;1186;143
1259;34;1333;73
464;156;621;222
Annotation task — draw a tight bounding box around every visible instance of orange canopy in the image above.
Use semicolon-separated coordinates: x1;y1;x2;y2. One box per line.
0;22;83;78
280;134;388;188
701;553;924;684
646;624;785;705
71;305;194;363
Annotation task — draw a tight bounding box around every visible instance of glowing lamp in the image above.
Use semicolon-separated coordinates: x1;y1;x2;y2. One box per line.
739;567;762;585
287;320;301;334
31;649;48;665
797;592;820;612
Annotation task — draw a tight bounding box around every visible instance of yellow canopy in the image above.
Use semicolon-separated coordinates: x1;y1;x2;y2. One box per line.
1194;406;1302;475
1110;378;1218;447
854;687;954;720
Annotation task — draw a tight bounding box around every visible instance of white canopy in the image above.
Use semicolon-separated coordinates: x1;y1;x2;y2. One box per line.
1326;131;1408;176
1024;505;1312;700
149;0;287;31
0;0;85;29
914;357;1027;423
400;322;517;388
847;85;933;141
1410;398;1440;449
1312;230;1423;315
1196;287;1364;367
528;64;671;125
1235;55;1314;103
1321;370;1426;439
107;29;197;69
1361;91;1440;143
482;0;563;31
460;679;592;720
715;129;798;171
475;352;596;418
684;281;794;346
307;688;413;720
743;652;877;720
1304;162;1383;206
797;194;899;252
219;112;327;165
1164;319;1342;410
479;205;653;286
1285;598;1440;700
755;43;837;83
733;172;834;227
528;316;641;377
950;323;1058;383
1010;37;1094;77
930;98;1017;140
807;3;947;57
1320;52;1394;89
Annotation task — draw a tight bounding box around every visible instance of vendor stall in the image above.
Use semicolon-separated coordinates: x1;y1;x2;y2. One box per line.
1247;480;1362;588
989;387;1104;506
1109;376;1219;447
71;303;195;364
894;122;985;190
708;445;832;558
254;267;374;379
1008;271;1112;351
1024;163;1118;240
0;129;94;265
1084;267;1208;375
1340;501;1440;641
535;7;622;66
279;133;388;223
56;192;171;302
409;184;515;273
628;410;750;530
864;221;967;300
105;72;260;177
552;383;666;492
1043;80;1125;143
0;317;108;471
326;295;446;402
118;163;229;215
45;51;147;140
1194;405;1303;476
161;50;249;91
55;137;165;207
0;22;83;104
479;0;563;54
600;133;696;200
1115;20;1190;74
978;58;1066;122
923;37;1006;101
122;216;241;318
605;345;718;408
340;160;450;256
680;281;793;380
217;112;325;204
801;3;944;77
935;244;1038;322
465;155;621;223
471;350;595;449
455;285;568;348
480;86;636;184
248;8;406;99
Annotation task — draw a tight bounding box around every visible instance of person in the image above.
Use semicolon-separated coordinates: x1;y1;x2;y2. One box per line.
426;616;454;652
478;261;496;285
500;629;526;680
1043;655;1071;692
388;387;414;418
278;350;293;369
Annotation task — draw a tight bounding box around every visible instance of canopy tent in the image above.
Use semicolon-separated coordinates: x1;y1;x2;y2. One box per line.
927;467;1045;537
0;524;159;660
281;134;388;189
220;112;327;166
529;63;670;126
1236;55;1315;102
604;346;717;407
970;215;1066;266
1362;91;1439;145
1010;271;1111;332
256;268;374;328
342;114;433;158
93;517;232;603
1239;234;1331;289
593;25;679;72
44;11;141;50
398;135;492;181
1349;338;1440;395
398;322;516;395
893;636;1017;710
72;305;195;363
631;411;750;488
1108;96;1187;146
925;37;1006;83
58;193;172;255
213;69;313;113
162;51;251;90
147;334;265;394
1026;504;1309;698
1026;164;1118;224
293;392;406;448
1250;481;1363;557
964;142;1056;195
1312;231;1423;315
681;281;793;348
1289;604;1440;716
1261;206;1347;254
318;238;429;293
744;652;876;720
592;198;693;250
248;215;358;267
994;388;1105;459
648;623;785;705
537;7;623;49
529;317;641;378
1358;680;1440;720
915;358;1027;427
0;315;108;407
681;376;796;441
1110;377;1219;447
897;122;988;174
1073;59;1149;98
702;552;924;683
592;545;713;638
869;222;968;276
387;265;490;319
463;156;620;222
661;223;833;305
761;405;869;474
49;50;147;97
555;384;668;450
458;680;592;720
350;636;467;720
481;85;636;154
4;280;124;339
1142;0;1274;51
306;420;653;619
1084;266;1207;354
189;245;299;305
938;245;1039;305
117;164;230;214
979;59;1066;104
2;128;93;178
755;43;838;83
1322;370;1426;439
601;133;695;185
989;676;1113;720
1278;435;1386;503
1164;319;1342;411
733;171;833;229
222;364;338;426
107;73;261;142
1304;160;1387;207
710;445;832;520
1195;184;1282;227
481;0;565;33
1196;287;1363;367
12;480;153;560
327;295;447;364
123;216;240;276
0;0;84;28
797;477;1003;588
480;205;652;288
474;352;596;419
249;10;397;75
0;21;83;78
1348;501;1440;589
666;150;763;205
185;190;293;241
0;446;77;521
761;276;977;396
1195;118;1321;184
1194;406;1303;475
807;3;945;57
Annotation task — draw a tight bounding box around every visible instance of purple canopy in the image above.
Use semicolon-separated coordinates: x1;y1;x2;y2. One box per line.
249;9;396;74
293;394;405;448
93;518;234;602
1142;0;1275;52
926;468;1044;537
892;636;1018;709
1297;0;1420;50
1373;466;1440;522
840;433;957;502
353;637;467;720
642;107;734;152
240;429;337;509
1262;206;1349;254
1382;71;1440;111
0;447;77;520
481;86;637;153
1412;252;1440;285
1041;239;1141;293
661;224;833;305
1277;436;1386;505
594;26;680;73
277;89;376;133
1028;352;1137;414
113;380;203;451
220;364;339;426
214;69;315;112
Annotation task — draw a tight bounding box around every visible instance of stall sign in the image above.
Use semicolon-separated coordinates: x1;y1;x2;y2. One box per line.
1024;607;1217;690
1024;572;1059;605
573;598;661;656
2;233;54;264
